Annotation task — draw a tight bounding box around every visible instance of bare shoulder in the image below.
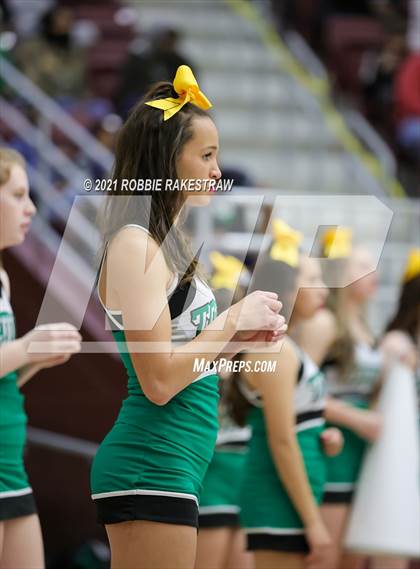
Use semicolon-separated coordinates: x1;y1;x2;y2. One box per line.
276;336;301;370
108;226;168;274
109;225;159;257
250;337;300;397
295;308;337;365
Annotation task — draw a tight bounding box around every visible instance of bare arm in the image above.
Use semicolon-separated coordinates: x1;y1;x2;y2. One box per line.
292;308;337;367
17;363;43;388
0;271;81;387
1;330;80;387
0;338;31;378
324;397;382;442
108;228;283;405
213;330;285;364
254;341;323;527
1;268;35;377
0;271;29;378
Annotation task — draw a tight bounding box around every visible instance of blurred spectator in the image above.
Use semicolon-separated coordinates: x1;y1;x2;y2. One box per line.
89;113;122;179
116;25;194;117
325;0;373;15
360;30;406;130
92;113;122;153
407;0;420;52
13;5;87;100
394;52;420;161
0;0;53;39
0;0;12;28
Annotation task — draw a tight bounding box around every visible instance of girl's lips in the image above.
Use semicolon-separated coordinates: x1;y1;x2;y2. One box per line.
21;223;31;233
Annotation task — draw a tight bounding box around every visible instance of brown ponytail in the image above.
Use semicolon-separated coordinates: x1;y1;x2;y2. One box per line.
226;356;252;427
98;80;211;284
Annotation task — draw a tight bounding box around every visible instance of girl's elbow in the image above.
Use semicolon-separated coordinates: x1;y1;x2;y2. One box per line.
143;379;173;406
269;435;296;455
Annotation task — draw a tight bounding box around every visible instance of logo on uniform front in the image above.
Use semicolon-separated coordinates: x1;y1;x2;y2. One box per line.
190;299;217;335
308;371;326;402
0;312;15;343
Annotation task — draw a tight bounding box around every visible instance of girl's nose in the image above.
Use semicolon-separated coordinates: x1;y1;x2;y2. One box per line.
212;162;222;181
27;197;37;217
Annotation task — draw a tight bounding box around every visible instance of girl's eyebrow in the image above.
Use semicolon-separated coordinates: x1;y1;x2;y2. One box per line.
202;145;218;151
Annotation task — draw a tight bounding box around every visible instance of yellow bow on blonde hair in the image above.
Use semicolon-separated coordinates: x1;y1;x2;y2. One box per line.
270;219;303;267
145;65;212;121
403;248;420;283
210;252;245;291
322;227;352;259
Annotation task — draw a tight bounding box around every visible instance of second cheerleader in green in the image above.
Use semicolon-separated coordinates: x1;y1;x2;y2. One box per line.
231;221;344;569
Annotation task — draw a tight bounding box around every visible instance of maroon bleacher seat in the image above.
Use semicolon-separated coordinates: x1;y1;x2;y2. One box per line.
325;16;385;99
64;1;137;100
88;39;129;70
88;72;122;100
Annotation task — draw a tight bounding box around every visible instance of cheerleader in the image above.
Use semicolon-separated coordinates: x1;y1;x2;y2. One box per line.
295;228;388;569
89;66;286;569
232;220;343;569
195;252;253;569
0;148;81;568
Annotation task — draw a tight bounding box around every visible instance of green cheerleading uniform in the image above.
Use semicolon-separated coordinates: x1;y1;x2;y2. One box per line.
323;342;382;503
199;385;251;528
90;224;220;528
239;340;327;553
0;280;37;520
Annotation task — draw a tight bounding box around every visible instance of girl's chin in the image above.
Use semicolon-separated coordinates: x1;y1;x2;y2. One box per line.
0;232;24;248
11;233;25;247
187;194;212;207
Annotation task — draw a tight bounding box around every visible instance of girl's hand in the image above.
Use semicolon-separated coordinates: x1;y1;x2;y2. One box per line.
354;409;383;443
22;323;82;364
305;519;333;569
320;427;343;457
229;291;285;340
232;327;288;350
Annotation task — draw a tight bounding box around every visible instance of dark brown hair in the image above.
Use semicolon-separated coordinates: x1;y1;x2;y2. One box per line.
99;80;211;284
386;275;420;343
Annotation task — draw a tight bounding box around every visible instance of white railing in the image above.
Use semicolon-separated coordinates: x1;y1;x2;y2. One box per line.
0;57;113;171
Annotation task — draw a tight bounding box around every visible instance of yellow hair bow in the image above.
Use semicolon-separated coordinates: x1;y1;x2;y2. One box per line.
403;248;420;283
210;252;244;291
270;219;303;267
145;65;212;121
322;227;352;259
